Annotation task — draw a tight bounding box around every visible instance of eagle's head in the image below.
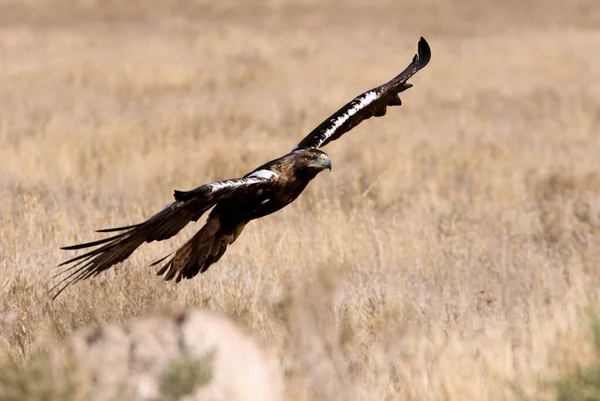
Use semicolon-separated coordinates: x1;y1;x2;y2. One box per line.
287;148;332;177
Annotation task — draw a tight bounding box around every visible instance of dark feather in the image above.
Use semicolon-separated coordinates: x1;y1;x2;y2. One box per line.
51;37;431;299
373;107;387;117
294;37;431;150
53;177;273;298
154;217;244;283
59;232;127;251
150;253;172;267
387;94;402;106
95;223;141;233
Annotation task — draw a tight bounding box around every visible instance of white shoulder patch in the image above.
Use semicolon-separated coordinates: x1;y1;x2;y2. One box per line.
207;176;270;193
248;169;278;179
208;181;234;192
321;91;378;142
293;90;379;151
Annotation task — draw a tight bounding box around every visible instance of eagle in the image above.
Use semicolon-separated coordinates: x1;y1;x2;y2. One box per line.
52;37;431;298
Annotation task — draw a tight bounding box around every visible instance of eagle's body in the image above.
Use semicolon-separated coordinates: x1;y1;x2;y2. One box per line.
228;150;330;221
157;150;331;281
52;38;431;298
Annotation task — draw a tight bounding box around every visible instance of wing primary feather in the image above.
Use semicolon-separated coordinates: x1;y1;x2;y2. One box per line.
57;241;122;267
53;255;95;278
50;260;98;300
59;232;127;251
95;223;141;233
418;37;432;67
52;176;273;298
293;36;431;151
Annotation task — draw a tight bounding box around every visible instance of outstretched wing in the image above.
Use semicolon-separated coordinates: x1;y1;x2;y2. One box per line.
51;176;274;299
294;37;431;151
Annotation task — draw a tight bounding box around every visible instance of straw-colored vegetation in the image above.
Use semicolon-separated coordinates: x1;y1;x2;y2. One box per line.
1;0;599;399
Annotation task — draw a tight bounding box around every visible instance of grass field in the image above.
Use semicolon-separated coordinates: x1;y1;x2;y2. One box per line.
1;0;600;399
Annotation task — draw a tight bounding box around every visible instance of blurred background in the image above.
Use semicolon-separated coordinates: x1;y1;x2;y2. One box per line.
1;0;599;400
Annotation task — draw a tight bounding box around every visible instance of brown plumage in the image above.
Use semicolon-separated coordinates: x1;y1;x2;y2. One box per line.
52;37;431;299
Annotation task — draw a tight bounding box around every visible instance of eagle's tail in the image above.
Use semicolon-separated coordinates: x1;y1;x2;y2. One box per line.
153;216;246;282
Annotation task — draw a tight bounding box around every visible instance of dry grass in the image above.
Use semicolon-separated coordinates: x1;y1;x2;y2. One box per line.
1;0;600;399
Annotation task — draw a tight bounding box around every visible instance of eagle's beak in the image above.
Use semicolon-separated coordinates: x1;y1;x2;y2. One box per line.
320;154;332;171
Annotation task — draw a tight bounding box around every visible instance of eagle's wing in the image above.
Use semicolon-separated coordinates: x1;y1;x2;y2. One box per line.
51;176;274;299
294;37;431;151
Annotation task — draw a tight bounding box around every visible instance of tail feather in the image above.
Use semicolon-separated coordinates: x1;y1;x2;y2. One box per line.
149;253;172;267
199;242;228;275
154;217;245;283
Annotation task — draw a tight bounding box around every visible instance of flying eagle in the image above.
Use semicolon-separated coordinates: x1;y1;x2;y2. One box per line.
52;37;431;298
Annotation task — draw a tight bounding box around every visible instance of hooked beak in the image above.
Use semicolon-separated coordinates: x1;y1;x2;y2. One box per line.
320;154;332;171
